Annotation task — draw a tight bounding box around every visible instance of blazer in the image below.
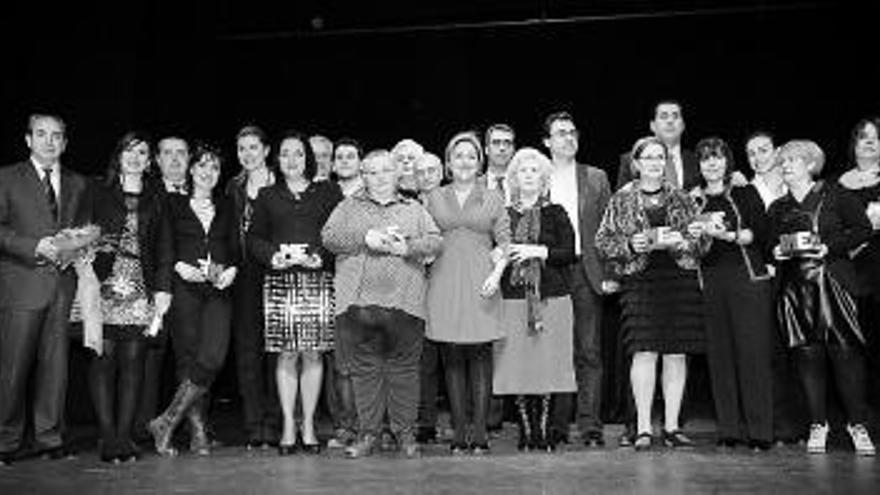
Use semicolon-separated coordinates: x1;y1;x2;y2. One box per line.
0;160;92;309
616;148;701;192
155;193;240;293
576;164;612;294
90;178;164;294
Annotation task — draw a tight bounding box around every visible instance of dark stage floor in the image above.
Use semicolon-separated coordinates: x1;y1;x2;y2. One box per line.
3;417;879;495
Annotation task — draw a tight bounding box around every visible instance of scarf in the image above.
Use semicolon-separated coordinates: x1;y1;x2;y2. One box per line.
510;196;547;335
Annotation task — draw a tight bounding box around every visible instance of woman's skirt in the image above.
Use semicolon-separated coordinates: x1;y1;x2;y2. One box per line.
778;259;864;348
620;252;704;355
493;296;577;395
263;270;335;353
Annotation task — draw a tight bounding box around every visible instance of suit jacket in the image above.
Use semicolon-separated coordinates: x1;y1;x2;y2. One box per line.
616;149;700;192
0;161;92;309
155;193;240;293
576;164;612;294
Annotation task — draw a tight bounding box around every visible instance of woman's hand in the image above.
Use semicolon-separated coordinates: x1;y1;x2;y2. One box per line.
300;253;323;269
509;244;548;263
214;266;238;290
480;271;501;299
175;261;206;283
772;244;790;261
800;243;829;259
630;232;651;253
733;229;753;246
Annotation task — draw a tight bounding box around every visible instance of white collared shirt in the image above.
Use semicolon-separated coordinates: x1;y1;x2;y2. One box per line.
164;179;187;194
31;157;60;196
549;161;581;255
751;176;787;210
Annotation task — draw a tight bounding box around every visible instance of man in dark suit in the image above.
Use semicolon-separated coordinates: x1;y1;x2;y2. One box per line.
543;111;613;447
0;113;92;464
616;100;700;191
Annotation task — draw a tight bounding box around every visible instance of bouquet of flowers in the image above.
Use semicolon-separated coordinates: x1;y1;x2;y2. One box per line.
50;224;102;269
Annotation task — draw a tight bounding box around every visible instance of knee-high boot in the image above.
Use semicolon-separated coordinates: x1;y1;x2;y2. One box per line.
187;396;211;455
148;379;206;456
515;395;532;451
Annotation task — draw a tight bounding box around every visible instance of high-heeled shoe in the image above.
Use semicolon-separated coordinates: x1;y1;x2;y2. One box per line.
662;430;695;449
300;441;322;455
449;441;469;455
277;443;298;456
470;442;490;456
633;432;653;451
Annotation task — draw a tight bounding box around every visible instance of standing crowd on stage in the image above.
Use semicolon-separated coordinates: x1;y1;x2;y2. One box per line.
2;105;880;466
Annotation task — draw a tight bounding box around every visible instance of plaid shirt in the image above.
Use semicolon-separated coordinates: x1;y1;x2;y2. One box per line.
321;190;442;319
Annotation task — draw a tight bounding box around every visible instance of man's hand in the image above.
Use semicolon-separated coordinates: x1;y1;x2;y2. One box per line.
175;261;207;283
35;237;58;263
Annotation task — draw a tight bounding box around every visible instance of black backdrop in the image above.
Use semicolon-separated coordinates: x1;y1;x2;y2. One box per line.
1;1;876;182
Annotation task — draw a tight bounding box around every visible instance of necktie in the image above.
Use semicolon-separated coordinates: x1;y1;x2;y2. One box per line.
665;153;680;188
42;166;58;221
495;176;505;194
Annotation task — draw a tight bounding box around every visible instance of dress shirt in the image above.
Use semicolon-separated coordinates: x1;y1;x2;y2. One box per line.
549;161;582;255
31;157;60;197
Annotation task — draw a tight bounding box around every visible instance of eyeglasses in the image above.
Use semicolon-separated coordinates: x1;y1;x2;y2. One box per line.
551;129;579;138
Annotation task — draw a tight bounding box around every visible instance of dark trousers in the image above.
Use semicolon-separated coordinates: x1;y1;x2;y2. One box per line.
231;265;279;441
171;283;231;388
553;264;603;438
0;290;73;453
771;321;808;440
331;312;358;434
89;335;147;444
442;342;493;445
417;338;440;431
703;264;774;442
135;329;169;433
347;306;424;436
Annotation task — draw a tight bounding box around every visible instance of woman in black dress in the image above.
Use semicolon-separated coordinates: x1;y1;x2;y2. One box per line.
248;130;343;455
769;139;874;456
689;137;774;450
149;142;239;457
596;136;707;451
87;132;165;462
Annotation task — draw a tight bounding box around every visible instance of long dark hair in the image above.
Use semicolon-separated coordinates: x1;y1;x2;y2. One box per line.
185;140;225;200
275;130;317;181
105;131;154;187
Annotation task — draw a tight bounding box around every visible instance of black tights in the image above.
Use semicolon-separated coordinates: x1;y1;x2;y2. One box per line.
793;344;868;425
441;343;493;445
89;335;147;444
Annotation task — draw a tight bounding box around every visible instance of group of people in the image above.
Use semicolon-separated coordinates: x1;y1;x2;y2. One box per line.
1;104;878;466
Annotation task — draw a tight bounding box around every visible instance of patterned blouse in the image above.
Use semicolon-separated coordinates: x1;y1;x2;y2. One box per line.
101;194;154;326
595;181;707;278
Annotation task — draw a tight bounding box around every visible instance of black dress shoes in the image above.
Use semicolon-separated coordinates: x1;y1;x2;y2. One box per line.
43;446;77;460
584;431;606;448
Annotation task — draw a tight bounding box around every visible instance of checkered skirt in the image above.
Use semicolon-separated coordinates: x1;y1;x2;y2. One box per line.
263;270;335;353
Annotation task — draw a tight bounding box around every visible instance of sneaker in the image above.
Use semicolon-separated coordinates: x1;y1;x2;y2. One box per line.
846;424;876;456
806;423;829;454
345;434;377;459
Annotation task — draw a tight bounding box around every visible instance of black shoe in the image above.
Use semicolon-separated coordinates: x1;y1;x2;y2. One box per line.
277;443;298;456
550;430;570;445
748;439;772;452
117;439;141;463
618;431;634;448
43;446;77;460
301;442;322;455
415;427;437;444
584;431;605;448
450;441;469;455
716;437;738;449
470;442;490;456
245;438;264;451
1;451;15;466
633;432;653;451
661;430;695;449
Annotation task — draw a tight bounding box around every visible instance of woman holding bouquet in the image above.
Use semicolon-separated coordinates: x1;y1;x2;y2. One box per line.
247;130;343;455
87;132;166;462
149;142;239;457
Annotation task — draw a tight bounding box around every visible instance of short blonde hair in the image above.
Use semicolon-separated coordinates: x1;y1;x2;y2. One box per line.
444;131;484;176
392;139;424;159
506;147;554;202
777;140;825;177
